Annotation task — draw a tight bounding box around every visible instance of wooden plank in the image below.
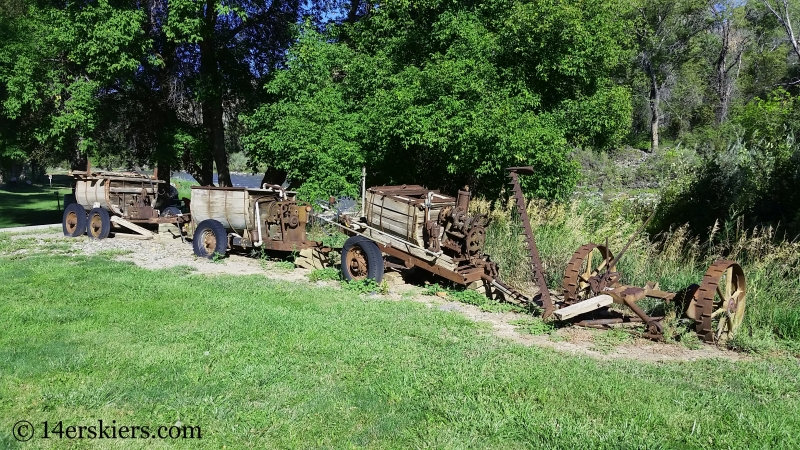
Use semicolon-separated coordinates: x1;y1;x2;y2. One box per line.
367;193;416;215
111;233;153;240
366;203;416;224
552;295;613;321
366;219;408;237
110;216;154;238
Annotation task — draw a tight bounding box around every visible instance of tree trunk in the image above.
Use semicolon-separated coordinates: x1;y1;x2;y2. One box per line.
182;145;214;186
199;0;232;187
201;95;231;187
648;72;659;153
70;136;88;171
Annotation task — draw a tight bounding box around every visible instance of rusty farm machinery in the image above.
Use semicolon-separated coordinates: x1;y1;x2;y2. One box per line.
62;168;191;240
318;166;747;344
63;161;746;344
554;219;747;343
501;169;747;343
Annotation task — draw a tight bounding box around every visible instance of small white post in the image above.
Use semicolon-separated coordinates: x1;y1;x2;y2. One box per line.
361;166;366;217
48;174;52;186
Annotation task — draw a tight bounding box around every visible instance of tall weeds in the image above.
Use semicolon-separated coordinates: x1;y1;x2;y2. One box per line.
477;194;800;348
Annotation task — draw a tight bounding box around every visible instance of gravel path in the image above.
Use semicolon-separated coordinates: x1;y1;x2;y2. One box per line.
6;229;746;362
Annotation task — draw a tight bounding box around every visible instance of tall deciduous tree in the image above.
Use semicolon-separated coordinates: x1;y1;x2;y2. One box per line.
632;0;710;151
244;0;635;201
762;0;800;63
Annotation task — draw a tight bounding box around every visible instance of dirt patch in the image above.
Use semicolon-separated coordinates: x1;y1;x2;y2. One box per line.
9;230;747;363
405;297;746;362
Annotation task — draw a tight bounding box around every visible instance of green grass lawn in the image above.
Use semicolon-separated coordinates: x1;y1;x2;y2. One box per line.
1;245;799;448
0;175;73;228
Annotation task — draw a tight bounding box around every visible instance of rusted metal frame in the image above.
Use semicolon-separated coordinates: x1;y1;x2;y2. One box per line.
75;175;164;184
260;240;322;252
369;185;432;196
507;168;553;318
610;292;665;339
317;214;480;285
378;244;481;285
575;316;666;327
479;275;529;305
643;288;676;301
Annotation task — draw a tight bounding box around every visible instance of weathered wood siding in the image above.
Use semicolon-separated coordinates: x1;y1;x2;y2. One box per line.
365;191;455;248
190;187;249;232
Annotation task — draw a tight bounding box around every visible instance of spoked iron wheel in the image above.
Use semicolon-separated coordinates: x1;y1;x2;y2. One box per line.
692;260;746;343
562;244;616;304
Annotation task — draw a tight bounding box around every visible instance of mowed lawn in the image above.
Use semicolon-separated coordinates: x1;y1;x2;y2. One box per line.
0;175;73;228
1;249;799;448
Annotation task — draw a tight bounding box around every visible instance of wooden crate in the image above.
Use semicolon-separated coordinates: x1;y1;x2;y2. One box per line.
364;185;455;248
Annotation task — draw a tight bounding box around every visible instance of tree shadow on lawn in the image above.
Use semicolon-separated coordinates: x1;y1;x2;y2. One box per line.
0;176;74;228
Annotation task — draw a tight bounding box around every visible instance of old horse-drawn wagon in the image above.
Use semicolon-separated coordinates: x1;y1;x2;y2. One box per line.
62;169;189;240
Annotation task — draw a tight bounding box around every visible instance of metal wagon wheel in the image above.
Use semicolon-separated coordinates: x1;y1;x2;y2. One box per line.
87;208;111;240
62;204;87;237
192;219;228;259
340;236;384;283
562;244;616;304
692;260;746;342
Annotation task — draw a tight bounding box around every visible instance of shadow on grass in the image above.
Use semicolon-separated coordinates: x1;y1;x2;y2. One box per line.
0;175;74;228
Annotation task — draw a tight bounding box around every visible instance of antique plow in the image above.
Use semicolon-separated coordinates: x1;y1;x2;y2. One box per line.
559;215;747;343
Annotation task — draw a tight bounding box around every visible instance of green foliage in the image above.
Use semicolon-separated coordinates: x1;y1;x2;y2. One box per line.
342;278;388;295
242;23;364;201
274;260;295;270
510;318;555;336
656;89;800;238
423;283;447;297
308;267;341;282
590;328;634;353
244;1;636;201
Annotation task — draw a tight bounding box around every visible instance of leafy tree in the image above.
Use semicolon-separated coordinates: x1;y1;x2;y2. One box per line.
244;0;635;201
631;0;710;152
761;0;800;64
0;0;146;173
0;0;313;186
242;24;365;200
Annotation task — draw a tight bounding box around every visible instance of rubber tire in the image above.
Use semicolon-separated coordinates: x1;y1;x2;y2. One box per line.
193;219;228;259
161;206;181;217
62;203;87;237
340;236;384;283
86;208;111;240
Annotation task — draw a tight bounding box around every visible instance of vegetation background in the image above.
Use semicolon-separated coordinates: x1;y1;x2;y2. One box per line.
1;0;800;350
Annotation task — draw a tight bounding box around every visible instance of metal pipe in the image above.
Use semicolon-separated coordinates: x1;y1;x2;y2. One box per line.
361;166;366;217
357;222;443;257
314;214;443;258
254;201;263;247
